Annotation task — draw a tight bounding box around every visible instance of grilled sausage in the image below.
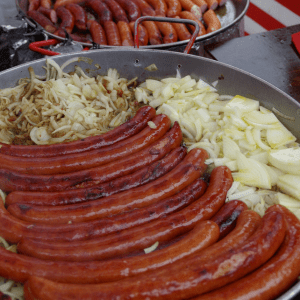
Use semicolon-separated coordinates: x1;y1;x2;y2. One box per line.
6;147;186;206
102;0;129;23
103;20;122;45
131;0;156;16
40;0;52;9
117;21;134;46
28;0;40;11
143;21;163;45
115;0;141;22
203;9;221;33
0;120;180;193
37;6;57;24
0;106;155;158
0;177;206;244
0;220;218;284
53;27;91;42
8;148;208;224
54;0;85;10
165;0;182;17
65;3;87;31
16;166;232;262
0;114;170;175
85;0;113;24
145;0;168;16
87;19;107;45
191;0;207;12
129;22;149;46
56;6;75;33
205;0;218;10
193;205;300;300
27;10;57;33
22;210;285;300
172;16;192;41
155;19;178;43
211;200;248;240
178;0;202;19
178;10;206;35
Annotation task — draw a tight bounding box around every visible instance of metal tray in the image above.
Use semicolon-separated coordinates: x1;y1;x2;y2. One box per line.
16;0;249;49
0;48;299;299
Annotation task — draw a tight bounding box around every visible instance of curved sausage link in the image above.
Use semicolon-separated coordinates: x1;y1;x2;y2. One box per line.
85;0;113;24
193;205;300;300
129;21;149;46
28;0;40;11
16;165;232;262
40;0;52;9
203;9;221;33
145;0;168;16
117;21;134;46
24;210;286;299
211;200;248;240
165;0;182;17
178;10;206;36
191;0;208;12
65;3;87;31
0;114;170;175
27;10;57;33
102;0;129;23
55;6;75;33
115;0;141;22
172;16;192;41
54;0;85;10
8;148;208;224
37;6;57;24
103;20;122;45
178;0;202;19
130;0;156;16
87;19;107;45
143;20;163;45
6;147;186;206
0;177;206;245
155;19;178;44
0;220;218;284
0;118;179;193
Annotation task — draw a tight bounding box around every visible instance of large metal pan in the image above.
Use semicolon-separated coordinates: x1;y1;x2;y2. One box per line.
16;0;249;49
0;48;299;299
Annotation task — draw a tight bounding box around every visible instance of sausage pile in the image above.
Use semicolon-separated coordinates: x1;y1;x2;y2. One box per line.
26;0;223;46
0;105;300;299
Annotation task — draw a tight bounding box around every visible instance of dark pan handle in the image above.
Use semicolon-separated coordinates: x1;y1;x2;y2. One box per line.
134;16;200;54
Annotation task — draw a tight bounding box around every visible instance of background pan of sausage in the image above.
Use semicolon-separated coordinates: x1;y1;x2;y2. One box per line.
17;0;249;48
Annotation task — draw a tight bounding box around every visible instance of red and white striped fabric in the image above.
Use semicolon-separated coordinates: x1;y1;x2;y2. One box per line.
244;0;300;35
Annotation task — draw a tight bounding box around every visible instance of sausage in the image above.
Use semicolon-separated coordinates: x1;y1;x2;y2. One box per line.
178;10;206;35
203;9;221;33
211;200;248;240
0;220;218;285
53;28;91;43
164;0;181;17
172;16;192;41
102;0;129;23
22;210;286;300
28;0;40;11
191;0;207;12
130;0;156;16
87;19;107;45
26;10;57;33
129;22;149;46
115;0;141;22
155;19;178;44
0;119;180;193
40;0;52;9
205;0;218;10
103;20;122;46
0;114;170;175
65;3;87;31
0;177;206;244
145;0;168;16
55;6;75;33
0;106;155;158
8;148;208;224
37;6;57;24
193;205;300;300
85;0;113;24
143;21;163;45
6;147;187;206
54;0;85;10
117;21;134;46
16;165;232;262
178;0;202;19
56;6;75;33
